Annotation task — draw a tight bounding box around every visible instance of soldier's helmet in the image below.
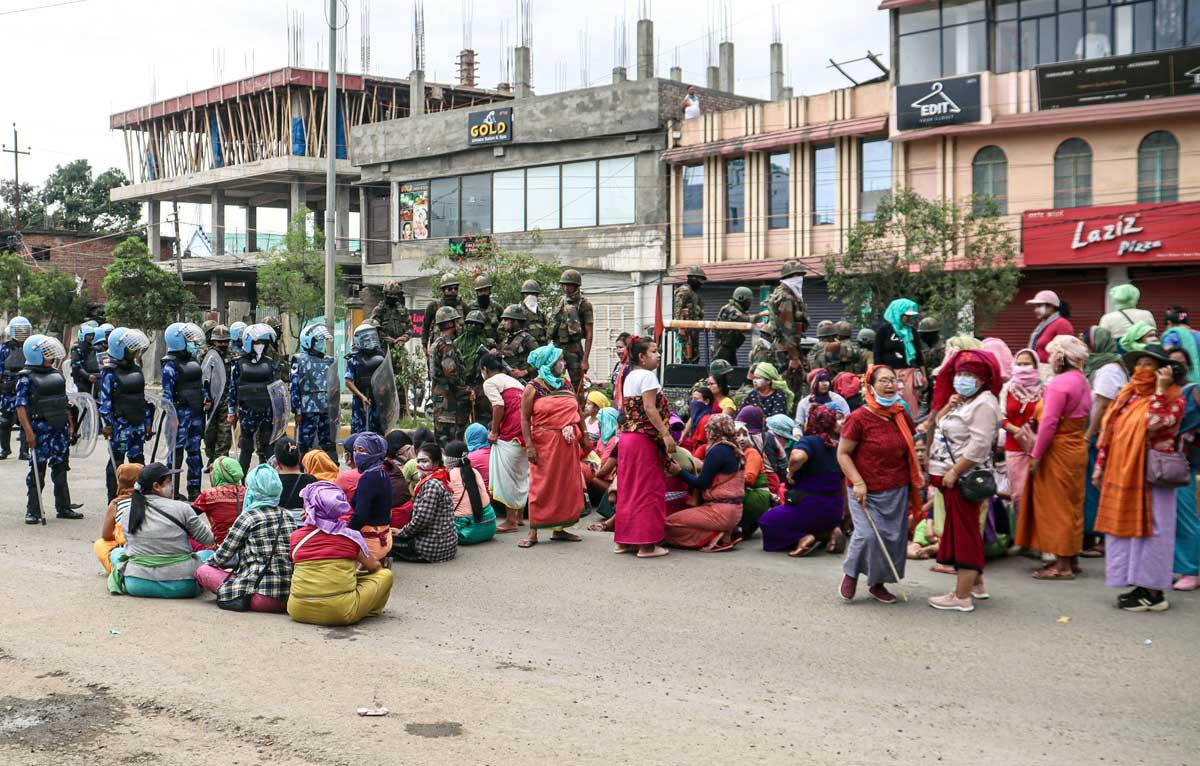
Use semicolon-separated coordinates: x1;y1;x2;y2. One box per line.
520;279;542;295
733;286;754;308
834;320;852;339
760;322;776;339
263;315;283;335
439;272;460;289
474;274;493;291
857;327;876;346
502;304;527;321
465;310;486;326
210;324;231;342
435;306;462;325
815;320;836;340
709;358;734;377
780;261;807;280
918;316;941;334
687;266;708;282
559;269;582;286
385;280;404;297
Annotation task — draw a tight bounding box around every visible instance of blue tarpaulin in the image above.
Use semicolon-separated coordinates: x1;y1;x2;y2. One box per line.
335;100;347;160
291;117;306;156
209;112;224;168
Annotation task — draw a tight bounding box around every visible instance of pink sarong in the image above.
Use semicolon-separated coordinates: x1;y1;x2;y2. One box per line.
614;431;666;545
1006;449;1030;528
664;471;743;549
528;389;585;529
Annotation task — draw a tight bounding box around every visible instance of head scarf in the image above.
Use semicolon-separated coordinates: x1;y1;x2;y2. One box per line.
1162;327;1200;384
734;404;765;435
981;338;1014;381
685;397;710;437
1008;349;1044;404
1084;326;1122;381
454;323;487;380
527;343;565;389
766;413;796;441
861;364;924;521
299;481;369;556
831;372;862;401
243;463;283;511
803;404;838;449
931;349;1002;412
705;413;743;459
386;430;413;462
211;456;243;487
808;369;832;404
597;407;619;445
1046;334;1089;372
586;390;611;411
465;423;490;453
353;432;388;473
1120;321;1155;354
302;449;340;482
401;458;420;491
752;362;795;412
883;298;919;365
114;462;142;500
1109;283;1140;310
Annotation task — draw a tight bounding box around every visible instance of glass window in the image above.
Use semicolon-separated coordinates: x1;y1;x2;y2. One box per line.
942;0;985;25
859;138;892;223
1054;138;1093;208
813;144;836;226
1135;1;1156;51
768;152;790;230
493;169;525;233
682;165;704;238
1039;16;1058;62
1157;0;1184;48
598;157;636;225
459;173;491;235
1137;131;1179;203
1082;8;1114;58
526;164;561;230
562;161;598;228
1020;0;1055;15
899;29;942;83
943;21;987;75
1059;10;1084;60
972;146;1008;215
996;0;1019;20
1189;0;1200;43
997;19;1020;71
899;5;940;34
429;176;460;238
725;158;745;234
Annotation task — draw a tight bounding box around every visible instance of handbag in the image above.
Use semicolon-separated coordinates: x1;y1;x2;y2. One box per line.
939;430;997;503
1146;443;1191;489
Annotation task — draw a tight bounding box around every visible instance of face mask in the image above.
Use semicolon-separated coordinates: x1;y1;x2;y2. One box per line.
753;377;767;389
186;342;199;356
873;388;899;407
953;375;979;397
553;361;567;375
252;342;267;357
478;293;491;309
523;295;538;313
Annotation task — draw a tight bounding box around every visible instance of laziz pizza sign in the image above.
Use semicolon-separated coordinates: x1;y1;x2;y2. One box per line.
1022;201;1200;266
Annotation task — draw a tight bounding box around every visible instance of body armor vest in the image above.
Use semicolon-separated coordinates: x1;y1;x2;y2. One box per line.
111;364;147;424
353;351;385;397
164;352;205;411
237;356;274;413
26;367;68;428
294;353;332;412
2;342;25;396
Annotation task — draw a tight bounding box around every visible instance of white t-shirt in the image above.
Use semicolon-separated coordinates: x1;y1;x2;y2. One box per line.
683;95;701;119
483;373;523;407
1092;363;1128;402
623;368;661;398
1099;308;1157;340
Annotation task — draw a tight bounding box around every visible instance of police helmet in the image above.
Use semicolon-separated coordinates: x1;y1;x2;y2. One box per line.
353;322;380;351
241;323;276;354
23;334;67;367
229;321;248;344
301;324;333;353
78;320;99;343
7;316;32;342
164;322;189;352
108;328;150;361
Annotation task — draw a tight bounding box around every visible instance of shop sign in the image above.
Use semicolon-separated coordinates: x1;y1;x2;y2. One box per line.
1022;201;1200;266
467;107;513;146
1038;45;1200;110
448;235;494;257
896;74;982;131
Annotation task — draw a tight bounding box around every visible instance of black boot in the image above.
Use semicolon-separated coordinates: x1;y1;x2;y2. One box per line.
25;508;42;525
52;464;82;519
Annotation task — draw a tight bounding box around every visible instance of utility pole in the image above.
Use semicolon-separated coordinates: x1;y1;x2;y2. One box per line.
171;201;185;321
2;124;31;229
324;0;338;345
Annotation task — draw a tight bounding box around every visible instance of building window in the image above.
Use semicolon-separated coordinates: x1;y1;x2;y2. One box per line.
526;164;561;230
1137;130;1179;203
562;160;598;228
897;0;987;84
682;165;704;238
812;144;836;226
859;138;892;222
972;146;1008;215
459;173;492;235
768;152;790;230
31;245;51;262
493;169;525;233
598;157;636;225
430;177;460;238
725;158;745;234
1053;138;1093;209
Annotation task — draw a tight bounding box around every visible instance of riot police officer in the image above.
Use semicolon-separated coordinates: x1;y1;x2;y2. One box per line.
344;322;388;436
499;303;538;380
80;324;108;398
713;287;754;365
229;321;248;361
520;279;548;345
291;323;337;459
99;327;152;502
472;274;503;342
422;273;462;349
203;324;234;468
227;323;277;474
0;316;33;460
69;320;98;392
16;334;79;524
674;265;707;364
161;322;207;500
428;306;466;444
549;269;594;395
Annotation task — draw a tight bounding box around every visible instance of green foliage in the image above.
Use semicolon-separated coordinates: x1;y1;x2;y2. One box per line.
40;160;140;234
102;237;191;329
21;267;88;336
390;345;427;417
0;251;30;316
418;239;563;317
0;180;47;228
257;210;343;337
822;189;1020;334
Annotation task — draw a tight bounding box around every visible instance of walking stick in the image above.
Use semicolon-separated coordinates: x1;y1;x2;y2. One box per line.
29;445;46;525
859;494;908;602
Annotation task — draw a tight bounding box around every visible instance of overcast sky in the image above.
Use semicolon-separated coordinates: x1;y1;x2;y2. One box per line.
0;0;887;241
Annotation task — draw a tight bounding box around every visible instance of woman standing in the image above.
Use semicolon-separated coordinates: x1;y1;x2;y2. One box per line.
1001;349;1043;546
393;443;458;563
614;337;673;559
1166;347;1199;591
665;414;745;551
519;344;589;548
1026;290;1074;364
1094;345;1187;612
874;298;924;415
482;352;528;533
837;367;923;603
743;362;792;418
927;350;1002;613
759;404;844;557
1083;326;1127;555
1020;336;1092;580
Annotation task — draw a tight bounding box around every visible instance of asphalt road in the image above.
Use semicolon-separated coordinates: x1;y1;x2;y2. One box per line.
0;449;1196;765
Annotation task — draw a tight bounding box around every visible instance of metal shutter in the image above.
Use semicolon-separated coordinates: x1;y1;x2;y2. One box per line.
977;269;1108;351
1127;266;1200;327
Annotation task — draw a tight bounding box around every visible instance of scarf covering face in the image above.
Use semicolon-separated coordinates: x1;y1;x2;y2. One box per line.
354;432;388;473
883;298;919;366
243;463;283;511
1109;283;1140;310
302;450;340;482
782;276;805;299
862;364;925;518
803;404;838;449
597;407;619;445
1009;350;1045;404
465;423;490;452
752;362;794;412
299;481;369;556
454;326;487;379
528;343;565;389
402;458;420;491
1162;327;1200;384
1084;326;1122;381
766;413;796;440
931;349;1002;412
809;369;832;404
1046;334;1089;372
705;413;744;460
1120;321;1155;354
981;338;1014;381
586;390;611;411
211;456;244;487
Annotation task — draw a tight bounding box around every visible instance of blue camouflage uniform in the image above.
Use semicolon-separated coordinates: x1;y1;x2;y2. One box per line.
99;361;152;501
228;352;276;475
291;351;336;459
345;352;385;435
161;353;204;499
68;341;92;391
16;369;74;519
0;341;29;458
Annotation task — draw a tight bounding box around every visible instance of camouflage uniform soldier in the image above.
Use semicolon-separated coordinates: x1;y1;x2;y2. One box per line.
807;321;836;371
748;323;777;368
519;279;548;346
263;315;290;383
370;281;413;415
456;310;495;427
549;269;594;396
422;273;463;350
471;274;503;343
16;334;79;524
673;266;707;364
833;320;869;375
499;304;539;380
919;317;945;373
713;287;754;365
203;324;234;467
766;261;810;400
428;306;467;444
857;328;877;366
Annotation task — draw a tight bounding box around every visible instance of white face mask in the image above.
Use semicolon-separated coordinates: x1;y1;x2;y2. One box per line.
252;342;267;358
523;295;538;313
753;377;767;389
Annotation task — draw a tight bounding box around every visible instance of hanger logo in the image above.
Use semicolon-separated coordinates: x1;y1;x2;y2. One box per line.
911;81;962;118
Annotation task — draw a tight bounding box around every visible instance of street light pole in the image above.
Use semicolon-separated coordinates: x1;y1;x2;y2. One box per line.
324;0;338;345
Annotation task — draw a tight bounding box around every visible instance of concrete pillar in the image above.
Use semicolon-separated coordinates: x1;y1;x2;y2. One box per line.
210;190;225;256
514;46;532;99
706;65;719;90
336;184;351;250
147;200;161;258
781;86;794;101
770;42;785;101
288;181;306;224
612;66;627;84
246;206;257;253
636;19;654;80
389;180;400;243
670;66;682;82
208;275;225;321
1105;266;1130;312
409;69;426;116
718;42;735;93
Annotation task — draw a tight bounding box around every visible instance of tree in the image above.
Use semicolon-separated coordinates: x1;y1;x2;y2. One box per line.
822;188;1019;334
42;160;140;234
102;236;191;329
21;267;88;338
0;180;47;229
0;251;30;316
257;210;346;337
418;236;564;318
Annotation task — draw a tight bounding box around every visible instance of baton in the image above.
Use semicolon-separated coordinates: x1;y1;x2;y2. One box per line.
858;493;908;602
29;445;46;525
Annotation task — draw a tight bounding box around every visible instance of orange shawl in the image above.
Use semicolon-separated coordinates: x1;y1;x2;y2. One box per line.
863;365;925;520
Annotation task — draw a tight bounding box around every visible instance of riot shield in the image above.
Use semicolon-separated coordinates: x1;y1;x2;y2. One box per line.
370;352;400;434
326;362;342;444
143;392;179;465
68;391;99;459
201;349;227;412
62;358;77;393
268;380;292;444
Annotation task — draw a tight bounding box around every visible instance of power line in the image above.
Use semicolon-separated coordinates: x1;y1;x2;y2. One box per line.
0;0;86;16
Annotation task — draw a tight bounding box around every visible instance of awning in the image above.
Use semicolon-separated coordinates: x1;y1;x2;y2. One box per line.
662;115;888;164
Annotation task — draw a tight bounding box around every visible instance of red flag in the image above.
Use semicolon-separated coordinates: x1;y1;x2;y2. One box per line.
653;281;664;345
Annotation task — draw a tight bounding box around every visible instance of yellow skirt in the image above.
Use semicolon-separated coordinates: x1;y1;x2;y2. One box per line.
287;559;394;627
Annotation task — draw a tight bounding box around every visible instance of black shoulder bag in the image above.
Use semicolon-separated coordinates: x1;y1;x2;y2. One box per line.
938;429;996;503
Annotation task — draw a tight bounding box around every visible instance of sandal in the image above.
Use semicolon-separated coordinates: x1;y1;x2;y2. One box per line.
613;545;636;554
517;538;537;549
788;536;819;558
636;546;669;559
1032;566;1075;581
704;538;742;553
587;522;608;532
551;531;582;542
495;524;519;534
1079;548;1104;558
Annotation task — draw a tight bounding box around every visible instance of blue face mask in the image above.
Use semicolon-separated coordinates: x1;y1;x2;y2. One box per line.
874;390;900;407
953;375;979;397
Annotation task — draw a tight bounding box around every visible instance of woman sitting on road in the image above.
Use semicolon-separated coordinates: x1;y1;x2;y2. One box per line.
664;414;745;552
195;464;298;613
464;423;492;488
95;462;140;573
108;463;214;599
795;369;850;429
190;456;246;547
742;362;792;418
287;481;393;626
348;433;393;564
445;440;497;545
274;437;316;513
759;404;845;558
302;448;340;483
392;443;459;563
